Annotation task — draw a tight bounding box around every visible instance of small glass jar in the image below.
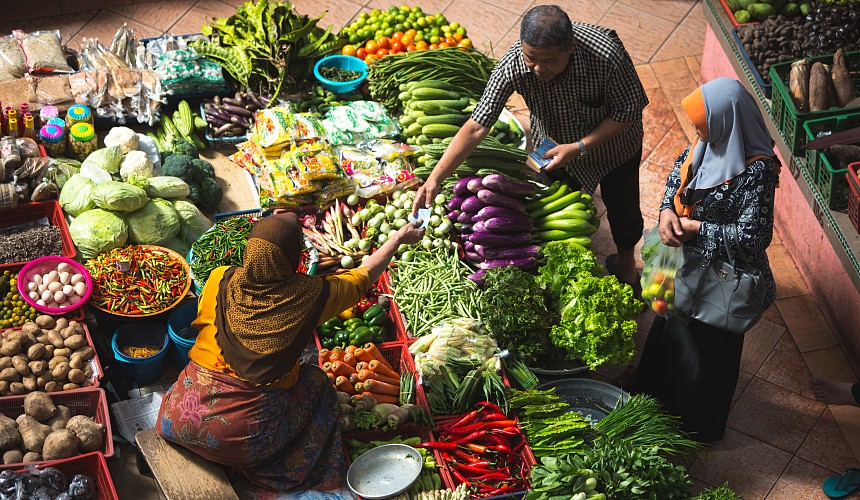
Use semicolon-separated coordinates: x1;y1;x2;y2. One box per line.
47;117;66;131
39;105;59;129
39;124;66;158
65;105;93;128
69;122;97;161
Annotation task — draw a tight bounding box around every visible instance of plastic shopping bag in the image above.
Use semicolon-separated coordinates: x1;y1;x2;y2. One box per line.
640;227;684;316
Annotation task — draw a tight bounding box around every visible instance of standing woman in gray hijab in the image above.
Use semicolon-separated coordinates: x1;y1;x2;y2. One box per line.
635;78;779;442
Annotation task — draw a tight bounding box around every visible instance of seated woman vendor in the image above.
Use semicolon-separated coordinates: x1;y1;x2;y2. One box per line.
156;212;424;492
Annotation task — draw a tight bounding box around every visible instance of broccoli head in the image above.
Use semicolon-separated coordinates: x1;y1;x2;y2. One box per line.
161;155;196;183
198;177;224;213
191;159;216;183
187;183;201;204
171;137;199;158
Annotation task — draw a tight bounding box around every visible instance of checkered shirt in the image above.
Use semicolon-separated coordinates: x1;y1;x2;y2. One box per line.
471;22;649;192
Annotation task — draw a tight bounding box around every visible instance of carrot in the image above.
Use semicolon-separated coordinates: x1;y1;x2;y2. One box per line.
363;391;399;404
355;348;374;364
329;350;344;362
326;372;335;384
331;361;357;377
349;373;360;385
335;375;356;394
363;343;394;371
358;369;400;386
363;379;400;396
368;359;399;380
356;361;369;372
322;361;333;373
318;349;331;366
354;383;365;393
345;345;358;356
343;353;358;367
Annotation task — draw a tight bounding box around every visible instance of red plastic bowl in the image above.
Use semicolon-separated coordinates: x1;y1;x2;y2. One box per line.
17;256;93;315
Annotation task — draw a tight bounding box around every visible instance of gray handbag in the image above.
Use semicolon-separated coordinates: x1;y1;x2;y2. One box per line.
673;229;765;334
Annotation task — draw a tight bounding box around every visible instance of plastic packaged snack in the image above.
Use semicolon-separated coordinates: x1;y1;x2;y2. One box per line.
0;35;26;82
13;30;73;73
290;113;325;142
253;107;293;149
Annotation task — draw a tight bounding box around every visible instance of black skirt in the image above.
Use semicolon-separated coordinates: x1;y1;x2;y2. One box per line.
635;315;745;442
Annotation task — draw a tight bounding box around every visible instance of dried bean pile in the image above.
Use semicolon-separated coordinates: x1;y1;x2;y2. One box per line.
0;222;62;264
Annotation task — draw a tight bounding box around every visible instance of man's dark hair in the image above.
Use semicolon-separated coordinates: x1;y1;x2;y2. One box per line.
520;5;573;49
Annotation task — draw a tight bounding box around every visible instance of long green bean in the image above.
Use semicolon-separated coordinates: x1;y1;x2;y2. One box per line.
390;247;482;336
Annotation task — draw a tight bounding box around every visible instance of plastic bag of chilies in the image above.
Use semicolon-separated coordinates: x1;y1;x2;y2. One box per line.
639;227;684;317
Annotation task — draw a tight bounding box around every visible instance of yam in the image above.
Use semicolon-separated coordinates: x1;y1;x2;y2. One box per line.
24;392;56;423
832;64;855;108
0;368;19;382
0;414;20;450
66;415;104;452
2;450;22;465
789;59;809;112
34;316;55;329
22;452;41;463
26;343;45;361
63;335;86;350
16;415;51;453
810;62;835;112
48;406;72;431
42;429;80;461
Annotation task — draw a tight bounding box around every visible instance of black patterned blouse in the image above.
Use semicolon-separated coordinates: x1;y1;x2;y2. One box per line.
659;146;777;310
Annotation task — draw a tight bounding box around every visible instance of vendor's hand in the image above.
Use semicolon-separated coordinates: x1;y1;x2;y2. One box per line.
394;219;425;246
542;143;580;172
658;208;684;247
412;180;439;217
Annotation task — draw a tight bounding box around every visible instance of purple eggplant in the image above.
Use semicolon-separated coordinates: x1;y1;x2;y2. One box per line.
478;257;537;270
465;250;484;263
473;221;486;233
463;241;475;252
484;217;532;233
467;269;487;286
457;211;473;224
476;245;541;261
467;231;531;247
447;195;467;211
477;189;526;213
446;210;460;222
467;177;484;193
477;206;530;222
482;173;536;196
454;176;480;196
460;195;485;213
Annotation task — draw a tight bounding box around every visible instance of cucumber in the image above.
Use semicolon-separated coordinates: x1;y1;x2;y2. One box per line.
405;122;424;136
528;191;582;218
399;114;417;127
416;134;432;145
422;123;462;138
416;114;468;126
526;184;570;210
411;88;462;100
411;99;470;113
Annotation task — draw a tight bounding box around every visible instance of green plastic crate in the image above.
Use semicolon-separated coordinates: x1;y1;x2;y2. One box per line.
769;50;860;155
803;114;860;210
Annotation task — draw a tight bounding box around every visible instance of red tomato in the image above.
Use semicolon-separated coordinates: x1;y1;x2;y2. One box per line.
355;48;367;60
400;35;413;46
377;37;391;50
365;40;378;54
415;40;428;51
405;44;417;52
377;48;390;57
438;42;450;49
391;42;404;53
651;299;668;314
428;43;438;50
445;36;456;45
392;31;404;43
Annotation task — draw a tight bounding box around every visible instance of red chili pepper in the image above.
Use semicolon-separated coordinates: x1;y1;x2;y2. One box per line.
474;472;515;482
475;401;505;414
485;485;520;496
450;469;471;486
462;443;487;455
486;444;512;453
452;462;496;476
480;433;512;448
415;441;459;450
490;428;522;438
453;430;488;445
477;412;509;422
453;449;480;464
441;410;482;430
512;438;527;453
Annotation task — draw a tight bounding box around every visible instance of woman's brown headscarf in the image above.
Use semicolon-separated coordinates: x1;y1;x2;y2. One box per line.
215;213;330;385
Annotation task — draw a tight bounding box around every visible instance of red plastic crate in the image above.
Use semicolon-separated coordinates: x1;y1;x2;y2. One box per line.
848;163;860;235
0;200;76;271
0;387;113;469
4;321;104;389
719;0;756;27
380;271;412;340
13;451;118;500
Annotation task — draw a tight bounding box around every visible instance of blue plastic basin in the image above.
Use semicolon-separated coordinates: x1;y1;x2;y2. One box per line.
313;55;368;94
167;299;199;370
112;322;170;386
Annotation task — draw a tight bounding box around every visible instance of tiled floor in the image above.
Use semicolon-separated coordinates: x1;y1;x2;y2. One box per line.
5;0;859;498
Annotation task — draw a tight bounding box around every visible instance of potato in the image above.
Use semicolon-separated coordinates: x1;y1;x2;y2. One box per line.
0;357;11;370
0;368;20;382
35;316;56;329
48;357;69;371
62;383;80;391
11;356;29;376
46;332;64;349
73;347;94;361
1;339;21;357
21;332;36;348
9;383;26;395
67;369;85;385
82;365;93;382
2;449;23;464
4;331;23;344
0;381;8;394
51;363;70;381
22;452;41;463
59;326;76;340
42;429;80;461
69;355;83;371
27;344;46;361
21;323;40;336
24;392;56;423
21;375;36;392
48;406;71;432
35;334;49;345
44;345;55;358
63;335;86;350
70;321;84;336
43;381;59;392
36;374;50;388
0;414;20;450
53;348;72;359
66;415;104;452
53;318;68;331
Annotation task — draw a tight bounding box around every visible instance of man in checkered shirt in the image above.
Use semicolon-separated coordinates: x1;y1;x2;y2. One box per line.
414;4;649;290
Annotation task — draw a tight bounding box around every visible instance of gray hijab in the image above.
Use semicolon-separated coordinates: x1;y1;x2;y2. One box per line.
685;78;775;192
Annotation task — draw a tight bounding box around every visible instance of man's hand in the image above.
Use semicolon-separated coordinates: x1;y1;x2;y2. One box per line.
542;143;581;171
412;180;439;217
393;219;425;246
658;208;684;247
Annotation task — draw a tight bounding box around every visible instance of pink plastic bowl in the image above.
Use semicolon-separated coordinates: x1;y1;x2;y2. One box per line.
17;256;93;315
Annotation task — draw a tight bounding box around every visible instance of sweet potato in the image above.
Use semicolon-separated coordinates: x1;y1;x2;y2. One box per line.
66;415;104;452
24;392;56;423
0;414;20;450
42;429;80;461
16;414;51;453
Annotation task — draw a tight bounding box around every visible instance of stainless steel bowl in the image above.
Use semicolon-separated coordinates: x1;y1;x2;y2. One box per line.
346;444;423;499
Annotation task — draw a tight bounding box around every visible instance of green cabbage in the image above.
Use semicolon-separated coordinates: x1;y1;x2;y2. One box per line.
172;200;213;244
81;146;123;174
91;181;148;213
127;198;181;245
162;236;191;257
69;209;128;260
59;174;96;217
145;176;190;199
